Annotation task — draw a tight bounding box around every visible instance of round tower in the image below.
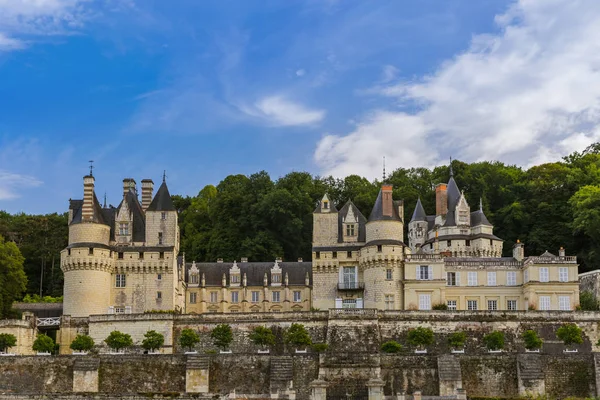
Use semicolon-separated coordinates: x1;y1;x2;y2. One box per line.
61;175;114;317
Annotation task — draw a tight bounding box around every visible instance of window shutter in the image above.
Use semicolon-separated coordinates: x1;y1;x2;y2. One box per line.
456;272;460;286
356;298;364;309
428;265;433;280
335;298;343;308
416;266;420;280
125;306;132;314
108;306;115;314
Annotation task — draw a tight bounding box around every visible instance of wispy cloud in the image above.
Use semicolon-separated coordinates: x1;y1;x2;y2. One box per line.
315;0;600;178
241;95;326;127
0;170;42;200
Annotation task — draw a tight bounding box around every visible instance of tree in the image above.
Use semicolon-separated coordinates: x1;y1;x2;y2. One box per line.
578;291;599;311
141;330;164;352
0;333;17;353
483;331;505;351
522;330;543;350
284;323;312;348
407;327;435;349
249;326;275;348
179;328;200;352
210;324;233;351
0;235;27;318
104;331;133;352
381;340;402;353
556;323;583;346
448;332;467;349
32;333;55;353
69;334;94;352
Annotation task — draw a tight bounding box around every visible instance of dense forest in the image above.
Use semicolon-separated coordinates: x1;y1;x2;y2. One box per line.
4;145;600;298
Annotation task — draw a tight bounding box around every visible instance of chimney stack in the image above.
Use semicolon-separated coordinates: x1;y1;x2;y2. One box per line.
298;257;303;262
513;240;525;262
382;185;393;217
559;247;565;257
123;178;136;198
141;179;154;211
435;183;448;216
82;175;95;222
241;257;248;263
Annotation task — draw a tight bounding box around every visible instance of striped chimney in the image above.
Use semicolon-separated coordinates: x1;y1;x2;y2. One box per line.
122;178;136;198
82;175;95;222
141;179;154;211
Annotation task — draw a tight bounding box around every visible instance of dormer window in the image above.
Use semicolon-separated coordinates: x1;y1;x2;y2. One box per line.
190;274;199;284
119;223;129;236
323;201;329;209
272;274;281;283
231;274;240;284
346;224;355;236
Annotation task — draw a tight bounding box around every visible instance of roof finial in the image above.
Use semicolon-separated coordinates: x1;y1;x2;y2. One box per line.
89;160;94;177
479;197;483;211
163;170;166;183
449;156;454;177
383;156;386;182
103;192;107;208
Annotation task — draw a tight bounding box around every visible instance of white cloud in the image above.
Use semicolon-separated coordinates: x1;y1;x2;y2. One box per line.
315;0;600;178
296;69;306;77
0;33;25;51
0;171;42;200
243;95;325;127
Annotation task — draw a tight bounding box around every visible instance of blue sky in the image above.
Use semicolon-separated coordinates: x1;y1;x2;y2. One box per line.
2;0;600;214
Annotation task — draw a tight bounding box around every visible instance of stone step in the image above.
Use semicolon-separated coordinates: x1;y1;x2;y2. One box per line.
271;356;293;381
73;358;100;371
518;354;544;380
437;355;461;382
186;355;210;370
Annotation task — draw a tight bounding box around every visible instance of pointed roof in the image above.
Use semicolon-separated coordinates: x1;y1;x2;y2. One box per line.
146;181;175;212
470;198;492;226
313;193;337;213
540;250;556;257
338;200;367;242
368;189;402;222
443;176;461;227
410;198;427;222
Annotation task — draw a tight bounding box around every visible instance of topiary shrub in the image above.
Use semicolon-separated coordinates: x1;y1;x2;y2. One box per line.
448;332;467;349
579;291;599;311
179;328;200;352
522;330;543;350
70;334;94;352
33;334;55;354
483;331;505;351
312;343;329;352
407;327;435;349
211;324;233;351
557;323;583;346
0;333;17;353
249;326;275;348
142;330;164;352
381;340;402;353
104;331;133;352
284;323;312;349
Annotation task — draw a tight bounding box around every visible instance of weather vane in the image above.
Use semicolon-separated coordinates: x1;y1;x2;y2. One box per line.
89;160;94;177
383;156;386;182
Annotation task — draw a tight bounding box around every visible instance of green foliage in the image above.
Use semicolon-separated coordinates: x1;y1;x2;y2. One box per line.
21;294;63;303
211;324;233;350
448;332;467;349
432;303;448;310
407;327;435;348
311;343;329;352
249;326;275;347
380;340;402;353
32;333;55;353
104;330;133;351
179;328;200;351
141;330;165;352
579;291;599;311
483;331;505;351
522;330;543;350
556;323;583;346
284;323;312;347
0;333;17;352
0;235;27;319
69;334;94;352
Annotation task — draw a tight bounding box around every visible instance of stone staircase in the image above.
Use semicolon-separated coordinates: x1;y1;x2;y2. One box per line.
517;354;544;381
73;357;100;371
438;355;461;382
186;355;210;370
271;356;294;382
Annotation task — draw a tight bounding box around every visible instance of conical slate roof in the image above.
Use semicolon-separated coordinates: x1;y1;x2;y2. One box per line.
368;189;402;222
146;181;175;212
444;176;461;227
470;199;492;226
410;198;427;222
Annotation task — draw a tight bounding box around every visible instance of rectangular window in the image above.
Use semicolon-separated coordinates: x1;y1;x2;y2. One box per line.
418;294;431;310
323;201;329;209
524;269;529;283
190;292;197;304
88;247;93;255
115;306;125;314
139;252;144;260
417;265;432;280
346;225;355;236
342;266;357;288
251;291;260;303
559;296;570;311
157;291;162;300
347;251;352;258
119;223;129;235
487;271;497;286
118;252;124;259
332;251;337;259
231;292;239;303
487;300;498;311
559;267;568;282
157;273;162;280
315;251;320;259
539;267;549;282
293;291;301;302
190;274;199;284
467;300;478;311
447;240;452;247
384;294;395;310
272;274;281;283
539;296;551;310
506;271;517;286
447;300;457;311
447;272;457;286
465;240;471;247
158;232;163;245
272;291;280;302
467;271;477;286
386;269;393;280
342;299;357;309
507;299;517;311
377;245;383;252
230;274;240;284
210;292;218;303
161;212;166;220
116;274;126;288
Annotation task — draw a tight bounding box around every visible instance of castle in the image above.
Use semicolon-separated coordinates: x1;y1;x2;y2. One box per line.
61;168;580;317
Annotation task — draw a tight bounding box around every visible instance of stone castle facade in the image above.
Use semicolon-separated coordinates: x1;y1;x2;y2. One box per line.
61;168;580;318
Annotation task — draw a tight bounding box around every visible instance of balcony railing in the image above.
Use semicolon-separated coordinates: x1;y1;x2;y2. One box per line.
337;282;365;290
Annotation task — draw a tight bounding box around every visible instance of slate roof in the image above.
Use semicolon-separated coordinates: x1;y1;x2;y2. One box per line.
443;176;461;227
184;261;312;287
470;209;492;227
147;181;175;212
540;250;556;257
337;200;367;243
69;194;109;226
313;194;337;213
364;239;406;247
116;189;146;242
422;232;502;245
368;189;403;222
410;198;427;222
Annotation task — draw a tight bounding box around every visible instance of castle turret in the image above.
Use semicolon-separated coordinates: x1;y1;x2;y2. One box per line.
61;174;114;318
312;194;338;248
408;197;428;252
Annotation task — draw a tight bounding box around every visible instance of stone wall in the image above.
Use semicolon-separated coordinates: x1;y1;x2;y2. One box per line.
0;319;36;355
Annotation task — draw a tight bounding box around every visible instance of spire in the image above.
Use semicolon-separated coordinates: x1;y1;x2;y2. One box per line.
146;179;175;211
88;160;94;177
103;192;107;208
162;170;166;183
383;156;386;182
410;197;427;222
449;156;453;177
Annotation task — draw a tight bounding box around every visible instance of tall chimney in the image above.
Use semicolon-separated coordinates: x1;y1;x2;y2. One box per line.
513;240;524;262
82;175;95;222
141;179;154;211
435;183;448;216
123;178;136;198
559;247;565;257
382;185;393;217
